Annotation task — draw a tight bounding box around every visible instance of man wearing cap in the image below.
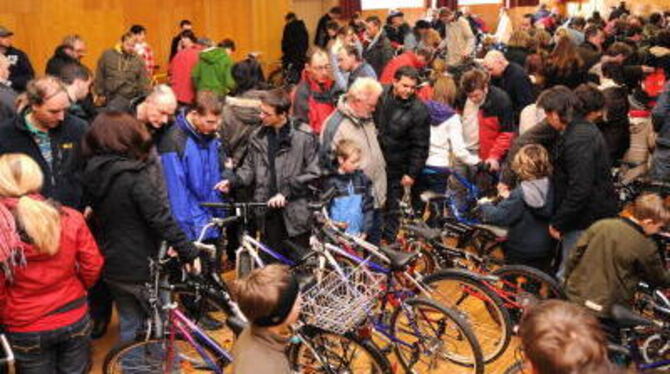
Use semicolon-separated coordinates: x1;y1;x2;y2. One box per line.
0;26;35;92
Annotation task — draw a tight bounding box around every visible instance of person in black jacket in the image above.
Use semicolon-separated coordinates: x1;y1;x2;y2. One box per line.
0;76;86;209
45;45;79;77
281;12;309;85
60;63;97;124
81;111;199;346
537;86;617;279
0;26;34;92
363;16;395;77
384;10;411;48
374;66;430;242
169;20;193;62
483;50;534;122
314;7;342;48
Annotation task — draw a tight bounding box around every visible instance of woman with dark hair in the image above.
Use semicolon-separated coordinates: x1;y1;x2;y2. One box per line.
231;56;268;96
544;36;588;89
81;111;199;346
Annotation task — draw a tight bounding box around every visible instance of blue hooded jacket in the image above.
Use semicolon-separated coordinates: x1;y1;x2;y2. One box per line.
158;112;226;241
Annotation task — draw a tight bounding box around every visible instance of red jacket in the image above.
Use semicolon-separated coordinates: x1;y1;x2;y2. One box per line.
379;52;426;85
169;46;202;104
0;198;103;332
462;86;516;161
291;70;338;134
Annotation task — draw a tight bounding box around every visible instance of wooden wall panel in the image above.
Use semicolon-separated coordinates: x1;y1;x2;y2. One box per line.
0;0;290;75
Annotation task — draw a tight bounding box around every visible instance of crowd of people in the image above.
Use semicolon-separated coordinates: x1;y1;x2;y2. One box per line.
0;1;670;373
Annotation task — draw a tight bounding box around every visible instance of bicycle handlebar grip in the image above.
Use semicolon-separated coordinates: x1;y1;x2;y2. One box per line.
213;216;240;227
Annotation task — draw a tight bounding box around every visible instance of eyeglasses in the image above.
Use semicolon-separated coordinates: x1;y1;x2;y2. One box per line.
311;64;332;72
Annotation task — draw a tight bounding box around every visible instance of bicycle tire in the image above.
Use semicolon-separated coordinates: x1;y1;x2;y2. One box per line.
103;337;231;373
390;297;485;374
422;269;513;363
491;264;566;300
289;325;392;373
503;360;526;374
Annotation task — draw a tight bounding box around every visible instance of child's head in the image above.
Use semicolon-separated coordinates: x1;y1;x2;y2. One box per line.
511;144;553;181
231;264;301;329
632;193;670;235
335;139;362;174
519;300;612;374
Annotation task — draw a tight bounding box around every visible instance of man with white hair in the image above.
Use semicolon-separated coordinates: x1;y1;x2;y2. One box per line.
482;50;534;121
320;77;387;243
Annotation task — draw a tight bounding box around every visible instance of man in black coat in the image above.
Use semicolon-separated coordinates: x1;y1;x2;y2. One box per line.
537;86;617;279
374;66;430;242
363;16;395;77
0;76;87;209
45;45;79;77
281;12;309;85
314;6;342;48
483;50;534;122
169;20;193;62
0;26;34;92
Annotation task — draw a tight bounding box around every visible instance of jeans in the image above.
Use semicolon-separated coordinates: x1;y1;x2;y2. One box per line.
6;314;92;374
556;230;584;281
106;281;147;345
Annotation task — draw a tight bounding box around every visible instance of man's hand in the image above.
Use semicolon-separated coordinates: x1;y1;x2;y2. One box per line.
268;193;287;208
401;175;415;187
549;225;561;240
214;180;230;193
642;65;655;74
497;182;511;199
184;257;202;275
485;158;500;172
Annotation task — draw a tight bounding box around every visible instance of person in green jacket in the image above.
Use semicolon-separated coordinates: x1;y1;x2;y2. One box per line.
191;39;235;96
565;193;670;318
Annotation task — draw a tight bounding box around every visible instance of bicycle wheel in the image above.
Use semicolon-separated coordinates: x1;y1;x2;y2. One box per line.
503;360;528;374
103;337;231;373
172;288;237;351
289;325;391;373
422;269;512;363
390;297;484;374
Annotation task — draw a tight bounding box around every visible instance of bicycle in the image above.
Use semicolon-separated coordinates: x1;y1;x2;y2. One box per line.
0;334;14;374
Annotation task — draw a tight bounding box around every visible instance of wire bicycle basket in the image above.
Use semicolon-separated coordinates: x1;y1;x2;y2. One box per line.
300;263;385;335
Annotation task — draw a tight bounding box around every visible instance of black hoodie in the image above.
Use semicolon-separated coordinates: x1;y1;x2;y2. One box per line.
82;155;196;282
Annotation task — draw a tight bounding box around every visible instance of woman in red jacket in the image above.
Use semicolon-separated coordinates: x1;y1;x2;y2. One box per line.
0;153;103;374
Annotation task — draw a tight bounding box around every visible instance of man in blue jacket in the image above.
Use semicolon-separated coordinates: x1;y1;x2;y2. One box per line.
158;90;227;244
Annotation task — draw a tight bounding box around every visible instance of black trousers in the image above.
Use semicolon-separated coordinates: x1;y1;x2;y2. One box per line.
382;175;421;243
262;208;310;264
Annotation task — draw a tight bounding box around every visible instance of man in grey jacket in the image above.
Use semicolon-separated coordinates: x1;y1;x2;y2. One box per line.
222;89;320;259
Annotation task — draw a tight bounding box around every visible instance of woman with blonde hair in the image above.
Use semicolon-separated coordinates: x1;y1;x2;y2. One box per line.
0;153;103;374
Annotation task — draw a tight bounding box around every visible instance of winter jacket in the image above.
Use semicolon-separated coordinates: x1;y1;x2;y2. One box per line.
2;46;34;92
480;178;555;260
315;13;334;48
424;100;479;168
622;110;655;184
650;83;670;181
0;81;16;120
544;61;588;89
94;45;150;103
158;112;226;241
0;197;103;333
229;120;321;237
492;62;534;121
501;120;559;187
363;32;395;77
169;46;202;104
0;109;87;209
320;97;387;208
504;46;529;68
81;155;197;283
375;85;431;179
191;47;235;96
646;46;670;77
292;70;339;134
344;62;377;90
379;51;426;85
233;327;291;374
323;170;374;235
282;19;309;67
443;18;476;66
551;119;618;233
597;84;630;165
384;23;411;48
45;45;79;77
578;41;602;71
220;92;265;166
565;218;670;317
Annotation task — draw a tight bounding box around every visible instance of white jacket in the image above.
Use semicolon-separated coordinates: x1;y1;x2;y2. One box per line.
426;114;480;168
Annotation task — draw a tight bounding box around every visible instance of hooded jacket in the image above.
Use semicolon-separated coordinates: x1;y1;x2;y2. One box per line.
191;47;235;96
480;178;556;259
320;97;387;208
622;110;655;184
220;91;265;166
158;112;227;241
45;45;79;77
375;85;431;180
229;120;320;237
323;170;374;235
292;69;339;134
424;100;479;168
82;155;197;283
94;45;150;102
0;197;103;333
379;51;426;85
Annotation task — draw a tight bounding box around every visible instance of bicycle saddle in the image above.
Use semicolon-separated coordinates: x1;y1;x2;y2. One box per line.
405;224;441;241
610;304;657;329
420;190;446;203
379;244;418;270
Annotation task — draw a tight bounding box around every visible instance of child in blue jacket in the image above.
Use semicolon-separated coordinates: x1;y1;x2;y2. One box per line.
479;144;556;273
323;139;374;237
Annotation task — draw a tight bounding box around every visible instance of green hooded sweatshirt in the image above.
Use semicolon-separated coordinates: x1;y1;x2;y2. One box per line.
191;47;235;96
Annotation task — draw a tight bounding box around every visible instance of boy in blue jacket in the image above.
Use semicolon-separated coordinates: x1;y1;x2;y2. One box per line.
479;144;556;273
323;139;374;238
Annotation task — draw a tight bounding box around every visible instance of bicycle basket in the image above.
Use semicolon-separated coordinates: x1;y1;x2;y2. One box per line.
300;264;385;335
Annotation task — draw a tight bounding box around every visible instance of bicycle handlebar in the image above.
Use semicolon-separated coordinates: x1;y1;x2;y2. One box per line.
200;202;268;209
